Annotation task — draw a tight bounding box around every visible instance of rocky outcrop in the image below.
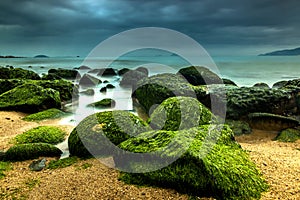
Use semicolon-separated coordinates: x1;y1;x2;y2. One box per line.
87;98;116;108
97;68;117;76
48;68;80;80
0;67;40;80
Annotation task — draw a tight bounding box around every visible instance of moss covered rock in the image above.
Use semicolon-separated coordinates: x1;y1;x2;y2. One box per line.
22;108;66;121
48;68;80;80
0;67;40;79
177;66;222;86
275;128;300;142
118;125;267;199
4;143;62;161
149;96;215;131
0;84;61;113
68;110;151;158
14;126;66;145
135;73;196;114
225;119;252;136
88;98;116;108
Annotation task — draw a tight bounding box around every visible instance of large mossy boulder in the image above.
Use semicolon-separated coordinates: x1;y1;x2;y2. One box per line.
177;66;222;86
0;67;40;79
118;125;267;199
4;143;62;161
275;128;300;142
0;79;25;95
22;108;67;121
149;96;215;131
135;73;197;114
87;98;116;108
225;119;252;136
0;84;61;113
48;68;80;80
68;110;151;158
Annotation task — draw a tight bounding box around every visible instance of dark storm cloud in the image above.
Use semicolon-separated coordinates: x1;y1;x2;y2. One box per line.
0;0;299;55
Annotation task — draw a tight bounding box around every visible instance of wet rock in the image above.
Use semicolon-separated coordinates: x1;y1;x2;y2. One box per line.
100;87;107;93
0;67;40;80
87;98;116;108
80;89;94;96
97;68;117;76
120;70;148;88
222;78;237;86
272;80;288;88
225;119;252;136
118;68;130;76
29;158;47;171
253;82;270;88
106;84;115;89
79;74;102;86
48;68;80;80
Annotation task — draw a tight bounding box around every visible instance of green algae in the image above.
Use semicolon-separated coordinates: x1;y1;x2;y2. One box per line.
22;108;67;121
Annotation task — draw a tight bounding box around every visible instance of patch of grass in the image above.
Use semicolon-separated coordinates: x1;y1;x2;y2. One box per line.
275;128;300;142
22;108;67;121
4;143;62;161
46;157;79;169
25;178;40;190
76;163;93;170
0;161;12;179
14;126;66;145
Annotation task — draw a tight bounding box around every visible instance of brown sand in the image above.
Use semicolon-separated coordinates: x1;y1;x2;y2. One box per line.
0;111;299;199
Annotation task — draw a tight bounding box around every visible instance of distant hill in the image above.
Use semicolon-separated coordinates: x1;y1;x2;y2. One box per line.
34;55;49;58
259;47;300;56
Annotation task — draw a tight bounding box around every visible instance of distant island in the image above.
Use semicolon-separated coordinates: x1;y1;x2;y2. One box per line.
34;55;49;58
259;47;300;56
0;55;25;58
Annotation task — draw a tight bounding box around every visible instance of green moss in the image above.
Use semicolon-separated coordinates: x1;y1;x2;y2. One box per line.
14;126;66;145
225;119;252;136
0;161;12;179
87;98;116;108
22;108;67;121
149;96;215;131
118;125;267;199
275;128;300;142
0;67;40;80
46;157;79;169
4;143;62;161
68;110;151;158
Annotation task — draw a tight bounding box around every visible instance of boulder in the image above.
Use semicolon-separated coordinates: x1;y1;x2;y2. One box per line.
134;73;196;114
29;158;47;171
0;84;61;113
79;74;102;86
4;143;62;161
0;151;5;161
68;110;151;158
177;66;222;85
222;78;237;86
22;108;66;121
247;113;299;131
100;87;107;93
97;68;117;76
106;84;115;89
41;73;62;80
225;119;252;136
275;128;300;142
80;89;94;96
118;68;130;76
48;68;80;80
136;67;149;76
87;98;116;108
253;82;270;88
272;80;288;89
0;67;40;80
79;65;91;70
149;96;215;131
118;125;267;199
0;79;25;95
120;70;148;88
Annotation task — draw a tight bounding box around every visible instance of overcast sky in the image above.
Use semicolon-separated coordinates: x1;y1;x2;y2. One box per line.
0;0;299;57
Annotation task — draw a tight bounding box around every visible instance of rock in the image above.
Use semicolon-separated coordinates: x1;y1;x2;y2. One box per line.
0;79;25;95
106;84;115;89
118;68;130;76
222;78;237;86
87;98;116;108
48;68;80;80
247;113;299;131
120;70;148;88
22;108;66;121
225;119;252;136
68;110;150;158
275;128;300;142
118;125;267;199
272;80;288;88
4;143;62;161
80;89;94;96
79;74;102;86
41;73;62;80
0;151;5;161
0;84;61;113
87;69;101;74
79;65;91;70
253;82;270;88
177;66;222;85
100;87;107;93
136;67;149;76
103;80;109;83
29;158;47;171
0;67;40;79
149;96;215;131
97;68;117;76
134;73;195;114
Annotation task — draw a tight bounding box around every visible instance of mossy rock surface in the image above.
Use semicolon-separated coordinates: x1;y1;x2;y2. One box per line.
14;126;66;145
135;73;196;114
0;161;12;179
23;108;66;121
0;67;40;79
118;125;267;199
68;110;151;158
225;119;252;136
149;96;215;131
275;128;300;142
47;156;79;169
48;68;79;80
0;79;25;95
88;98;116;108
4;143;62;161
0;84;61;113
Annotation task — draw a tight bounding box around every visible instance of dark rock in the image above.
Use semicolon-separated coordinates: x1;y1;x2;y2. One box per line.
79;74;102;86
68;111;150;158
118;68;130;76
253;82;270;88
272;80;288;88
100;87;107;93
136;67;149;76
41;73;62;80
120;70;148;88
0;151;5;161
247;113;299;131
103;80;109;83
48;68;80;80
87;69;101;74
29;158;47;171
225;120;252;136
0;67;40;79
0;84;61;113
87;98;116;108
222;78;237;86
106;84;115;89
79;65;91;70
97;68;117;76
177;66;222;85
80;89;94;96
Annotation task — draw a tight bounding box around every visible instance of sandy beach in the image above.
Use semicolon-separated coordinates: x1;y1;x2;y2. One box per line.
0;111;299;199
